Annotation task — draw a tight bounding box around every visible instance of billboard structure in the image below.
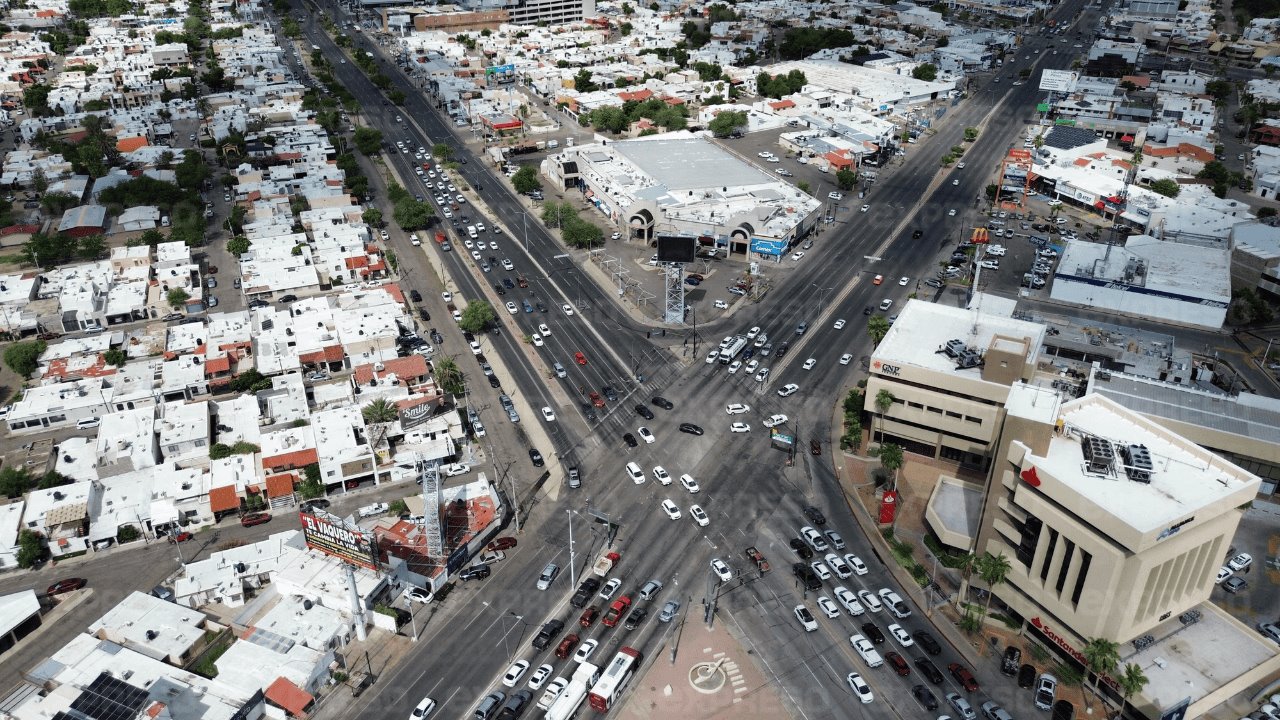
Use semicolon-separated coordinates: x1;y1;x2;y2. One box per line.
655;234;697;263
1039;70;1078;93
299;510;378;571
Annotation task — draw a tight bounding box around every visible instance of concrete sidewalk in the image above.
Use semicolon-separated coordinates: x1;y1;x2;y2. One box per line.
620;616;791;720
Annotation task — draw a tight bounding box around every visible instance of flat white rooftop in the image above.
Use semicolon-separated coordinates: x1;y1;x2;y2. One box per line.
1044;394;1259;536
874;297;1046;380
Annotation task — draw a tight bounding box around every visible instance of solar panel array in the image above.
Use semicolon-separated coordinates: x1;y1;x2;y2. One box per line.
54;672;149;720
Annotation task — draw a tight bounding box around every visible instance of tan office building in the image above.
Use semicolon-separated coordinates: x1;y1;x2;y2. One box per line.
864;297;1047;468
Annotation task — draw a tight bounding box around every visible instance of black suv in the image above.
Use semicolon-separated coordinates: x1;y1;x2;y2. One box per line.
651;396;673;410
911;684;939;711
531;619;564;650
913;630;942;656
860;623;885;644
635;405;654;420
623;606;648;631
789;538;813;559
570;578;601;608
803;506;827;526
1001;646;1022;676
459;564;491;581
914;657;944;684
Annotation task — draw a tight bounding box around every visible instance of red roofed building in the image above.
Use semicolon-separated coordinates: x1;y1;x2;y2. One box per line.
617;89;654;102
265;677;314;718
265;472;297;500
209;485;240;517
769;99;796;111
43;355;118;381
262;448;319;474
299;344;345;370
116;136;149;153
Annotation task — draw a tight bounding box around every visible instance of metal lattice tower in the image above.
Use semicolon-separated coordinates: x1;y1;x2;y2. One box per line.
420;460;443;557
664;263;684;323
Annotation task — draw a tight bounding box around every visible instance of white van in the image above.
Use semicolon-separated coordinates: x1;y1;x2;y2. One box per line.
467;225;478;239
76;417;101;429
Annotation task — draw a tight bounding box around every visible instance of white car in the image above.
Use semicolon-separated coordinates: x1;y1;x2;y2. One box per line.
835;586;865;616
637;426;655;444
850;634;883;667
537;678;568;710
794;604;819;632
469;340;483;355
652;465;672;485
833;319;846;329
844;554;869;576
847;671;874;704
599;578;622;599
471;251;481;261
757;151;772;158
661;499;682;520
1216;566;1233;584
527;664;553;690
573;639;599;663
810;560;832;581
441;291;453;302
899;276;910;286
829;191;844;200
948;209;957;216
791;251;805;261
531;333;544;347
714;300;729;309
839;354;853;365
679;474;700;493
754;368;770;382
725;403;750;415
730;422;751;433
706;349;720;363
857;589;883;613
978;260;1000;270
746;326;761;339
410;696;437;718
763;414;789;428
561;304;574;316
860;204;870;213
625;461;645;484
887;624;914;648
777;384;799;397
502;660;529;687
503;259;515;270
505;301;519;314
538;323;551;336
727;360;743;374
744;359;760;374
817;596;841;618
986;247;1006;257
803;358;817;370
710;558;733;582
1229;553;1253;571
690;504;709;526
825;553;853;579
541;406;555;422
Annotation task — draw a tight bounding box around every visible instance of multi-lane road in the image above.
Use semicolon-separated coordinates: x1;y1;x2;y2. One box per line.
288;0;1110;717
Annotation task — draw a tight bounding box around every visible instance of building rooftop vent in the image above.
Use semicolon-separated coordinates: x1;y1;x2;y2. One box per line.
1121;443;1153;483
1081;435;1115;474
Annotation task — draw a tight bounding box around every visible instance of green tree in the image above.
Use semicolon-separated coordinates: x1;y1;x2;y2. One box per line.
432;143;453;162
0;467;34;499
76;234;106;260
393;199;434;230
298;463;325;498
512;166;542;194
103;348;128;366
540;201;577;228
3;340;46;378
16;529;44;568
1082;637;1121;711
226;236;251;256
117;525;141;543
361;398;400;424
867;314;890;345
362;208;383;228
1148;178;1180;198
352;126;383;155
835;168;857;191
912;63;938;81
976;551;1011;623
874;388;896;449
460;300;497;334
707;110;748;138
1118;663;1149;716
167;288;190;308
562;218;603;248
879;442;903;491
964;127;979;141
434;356;465;395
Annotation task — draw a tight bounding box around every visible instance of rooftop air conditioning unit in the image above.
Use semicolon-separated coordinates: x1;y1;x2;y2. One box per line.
1121;443;1153;483
1081;436;1115;474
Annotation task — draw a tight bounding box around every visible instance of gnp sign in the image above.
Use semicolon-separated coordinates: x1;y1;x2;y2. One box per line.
299;511;378;571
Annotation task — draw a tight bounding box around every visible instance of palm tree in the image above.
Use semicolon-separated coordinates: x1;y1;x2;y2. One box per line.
434;357;465;396
874;388;896;445
956;550;978;606
361;398;398;424
977;552;1011;622
879;442;903;492
867;315;890;346
1118;662;1149;717
1082;637;1121;714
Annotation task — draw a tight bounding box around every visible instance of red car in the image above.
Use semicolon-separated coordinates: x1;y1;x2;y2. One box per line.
602;596;631;627
47;578;87;596
555;633;580;659
886;652;911;677
168;531;194;543
589;391;605;408
241;513;272;528
574;352;588;365
948;662;980;692
579;606;599;627
487;537;518;552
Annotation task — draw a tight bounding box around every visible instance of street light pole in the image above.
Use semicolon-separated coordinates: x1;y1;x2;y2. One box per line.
567;509;577;588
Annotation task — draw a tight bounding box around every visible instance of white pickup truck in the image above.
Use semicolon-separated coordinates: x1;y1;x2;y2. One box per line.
358;502;388;518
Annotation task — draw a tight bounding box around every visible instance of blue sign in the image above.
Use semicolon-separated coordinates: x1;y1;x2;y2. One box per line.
486;64;514;75
750;238;786;256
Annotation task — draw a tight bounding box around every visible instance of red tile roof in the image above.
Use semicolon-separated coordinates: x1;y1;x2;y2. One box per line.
344;256;369;269
265;473;296;498
299;345;344;365
261;448;318;471
204;356;231;375
265;677;314;717
116;136;149;153
209;485;240;513
769;99;796;110
617;89;653;102
352;355;428;386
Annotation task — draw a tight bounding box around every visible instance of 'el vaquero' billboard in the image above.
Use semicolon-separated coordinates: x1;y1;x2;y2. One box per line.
299;511;378;571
